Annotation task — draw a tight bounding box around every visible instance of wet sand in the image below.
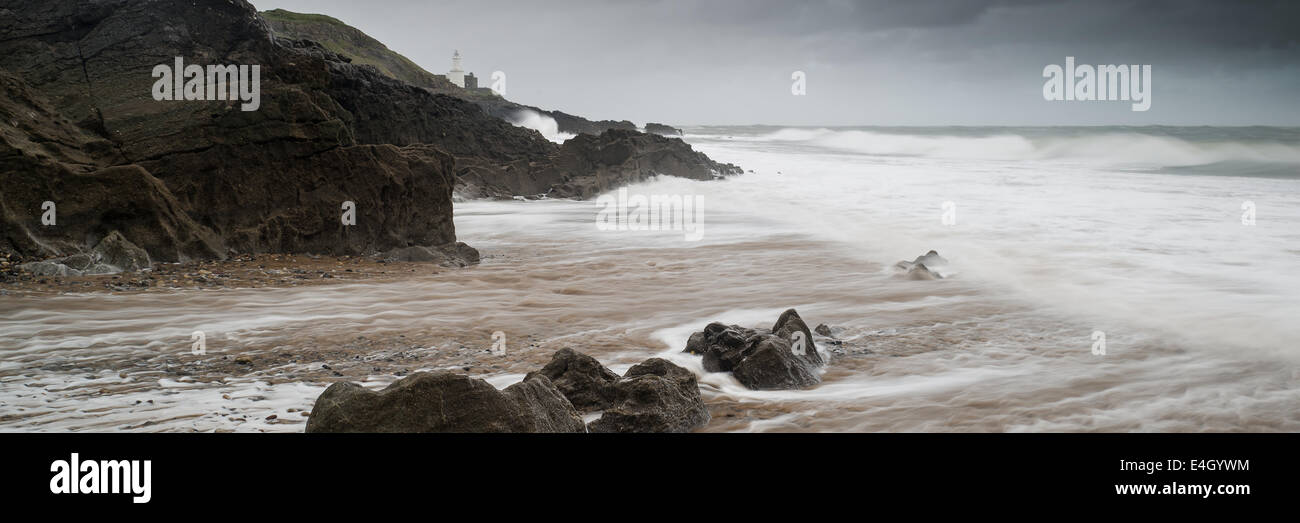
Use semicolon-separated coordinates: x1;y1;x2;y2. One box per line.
2;197;1297;433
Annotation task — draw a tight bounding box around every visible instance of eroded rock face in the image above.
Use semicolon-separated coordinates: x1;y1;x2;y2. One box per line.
0;0;741;265
0;0;467;264
588;358;710;434
305;372;584;433
530;349;711;433
683;309;825;390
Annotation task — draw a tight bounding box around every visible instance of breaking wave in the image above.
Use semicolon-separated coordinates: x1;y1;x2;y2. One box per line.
509;109;576;144
742;127;1300;173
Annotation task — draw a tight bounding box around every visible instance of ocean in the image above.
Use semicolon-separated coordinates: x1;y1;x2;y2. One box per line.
2;125;1298;431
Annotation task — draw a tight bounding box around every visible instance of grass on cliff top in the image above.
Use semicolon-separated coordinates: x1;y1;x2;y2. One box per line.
260;8;455;92
260;9;348;27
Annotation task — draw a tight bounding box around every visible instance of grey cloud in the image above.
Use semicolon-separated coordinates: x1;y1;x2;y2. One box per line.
249;0;1299;125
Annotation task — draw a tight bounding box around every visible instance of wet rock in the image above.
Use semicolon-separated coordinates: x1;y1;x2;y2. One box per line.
18;261;82;277
771;308;823;367
305;371;584;433
91;231;152;272
682;308;824;390
588;358;709;433
692;323;765;373
894;250;948;280
732;337;821;390
382;242;480;267
906;263;941;280
525;348;620;411
539;129;743;199
814;323;833;337
15;230;152;276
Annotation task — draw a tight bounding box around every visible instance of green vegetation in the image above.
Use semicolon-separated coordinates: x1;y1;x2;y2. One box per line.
260;8;458;92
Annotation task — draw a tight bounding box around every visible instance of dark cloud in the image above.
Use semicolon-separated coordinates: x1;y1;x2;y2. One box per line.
249;0;1300;125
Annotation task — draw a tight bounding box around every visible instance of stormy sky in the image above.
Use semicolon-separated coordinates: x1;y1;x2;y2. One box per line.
248;0;1299;126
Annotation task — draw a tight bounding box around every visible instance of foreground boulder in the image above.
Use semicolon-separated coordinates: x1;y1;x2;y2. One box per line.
588;358;710;433
531;349;710;432
305;372;584;433
683;309;824;390
524;347;621;411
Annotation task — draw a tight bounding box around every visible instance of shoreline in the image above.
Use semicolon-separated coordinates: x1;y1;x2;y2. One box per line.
0;253;468;296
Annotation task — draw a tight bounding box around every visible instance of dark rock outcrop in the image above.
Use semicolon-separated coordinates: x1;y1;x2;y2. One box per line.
261;9;459;92
644;123;683;136
536;130;743;199
530;349;710;432
683;309;824;390
261;9;737;199
0;0;742;267
305;372;585;433
588;358;710;433
475;100;636;137
0;0;471;265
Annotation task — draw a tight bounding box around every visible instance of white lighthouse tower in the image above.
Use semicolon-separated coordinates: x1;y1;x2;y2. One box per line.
447;50;466;88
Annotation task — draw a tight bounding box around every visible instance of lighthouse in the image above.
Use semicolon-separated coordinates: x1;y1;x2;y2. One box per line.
447;50;465;88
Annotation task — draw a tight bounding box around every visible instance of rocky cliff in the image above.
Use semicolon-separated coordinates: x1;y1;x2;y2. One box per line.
0;0;739;267
261;9;649;137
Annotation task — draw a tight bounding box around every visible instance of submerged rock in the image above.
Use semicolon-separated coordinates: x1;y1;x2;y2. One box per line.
683;309;824;390
305;372;584;433
894;250;949;280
